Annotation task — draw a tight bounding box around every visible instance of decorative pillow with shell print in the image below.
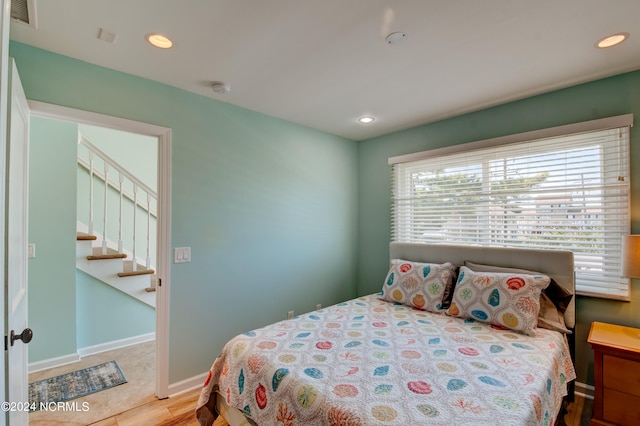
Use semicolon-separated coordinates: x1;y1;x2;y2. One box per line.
446;266;551;335
380;259;456;312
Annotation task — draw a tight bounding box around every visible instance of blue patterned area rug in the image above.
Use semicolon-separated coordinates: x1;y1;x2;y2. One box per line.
28;360;127;411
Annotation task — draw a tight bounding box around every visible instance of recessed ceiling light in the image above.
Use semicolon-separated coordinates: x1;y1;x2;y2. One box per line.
358;116;375;124
145;33;173;49
595;32;629;48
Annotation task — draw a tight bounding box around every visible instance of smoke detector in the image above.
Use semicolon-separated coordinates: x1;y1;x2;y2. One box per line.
211;81;231;95
385;32;407;45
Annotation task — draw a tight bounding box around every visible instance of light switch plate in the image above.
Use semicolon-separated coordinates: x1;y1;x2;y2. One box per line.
174;247;191;263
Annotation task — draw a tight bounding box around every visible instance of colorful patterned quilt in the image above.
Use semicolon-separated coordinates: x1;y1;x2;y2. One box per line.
196;294;575;425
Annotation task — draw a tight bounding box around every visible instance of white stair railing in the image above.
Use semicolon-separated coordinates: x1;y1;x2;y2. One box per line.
146;193;152;270
132;183;138;270
118;174;124;253
102;162;109;254
88;151;95;236
78;135;157;271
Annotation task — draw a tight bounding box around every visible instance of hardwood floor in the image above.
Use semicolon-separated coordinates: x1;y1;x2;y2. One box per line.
564;394;594;426
100;390;592;426
89;388;201;426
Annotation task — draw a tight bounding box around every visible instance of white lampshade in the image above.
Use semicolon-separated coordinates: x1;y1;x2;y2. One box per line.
622;235;640;278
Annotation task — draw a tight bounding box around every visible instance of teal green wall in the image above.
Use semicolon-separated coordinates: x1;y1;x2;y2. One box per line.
76;270;155;348
27;116;77;362
10;42;358;383
357;70;640;385
19;40;636;388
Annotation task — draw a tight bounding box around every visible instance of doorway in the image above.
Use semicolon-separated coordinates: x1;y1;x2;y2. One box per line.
26;101;171;405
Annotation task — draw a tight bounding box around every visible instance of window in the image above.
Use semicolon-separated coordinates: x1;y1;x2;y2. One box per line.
390;115;633;300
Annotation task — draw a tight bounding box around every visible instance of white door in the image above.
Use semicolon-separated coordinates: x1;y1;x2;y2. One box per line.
6;58;31;425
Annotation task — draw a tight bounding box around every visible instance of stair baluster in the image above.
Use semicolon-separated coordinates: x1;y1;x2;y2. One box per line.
102;163;109;255
118;173;124;254
132;183;138;273
146;193;152;270
88;151;95;237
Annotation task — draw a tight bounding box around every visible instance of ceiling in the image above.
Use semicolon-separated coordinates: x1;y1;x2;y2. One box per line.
9;0;640;141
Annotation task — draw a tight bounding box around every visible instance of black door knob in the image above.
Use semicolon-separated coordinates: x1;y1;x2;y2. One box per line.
10;328;33;346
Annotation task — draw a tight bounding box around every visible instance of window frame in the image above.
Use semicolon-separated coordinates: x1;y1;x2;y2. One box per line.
389;114;634;300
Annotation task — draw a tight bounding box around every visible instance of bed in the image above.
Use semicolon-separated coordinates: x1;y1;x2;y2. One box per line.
196;242;576;425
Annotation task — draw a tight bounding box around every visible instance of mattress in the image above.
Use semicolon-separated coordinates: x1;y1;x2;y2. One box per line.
196;294;575;425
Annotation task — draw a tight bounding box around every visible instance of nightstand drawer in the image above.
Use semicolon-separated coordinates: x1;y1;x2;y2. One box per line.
603;388;640;425
603;354;640;396
588;322;640;425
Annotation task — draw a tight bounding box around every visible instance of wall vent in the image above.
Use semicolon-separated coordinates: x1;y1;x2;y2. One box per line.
11;0;37;28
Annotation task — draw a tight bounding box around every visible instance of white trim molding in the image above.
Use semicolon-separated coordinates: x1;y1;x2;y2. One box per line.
0;0;9;410
78;332;156;358
27;100;172;399
574;381;595;400
27;101;171;136
28;333;156;373
28;353;81;374
155;115;172;399
167;372;209;398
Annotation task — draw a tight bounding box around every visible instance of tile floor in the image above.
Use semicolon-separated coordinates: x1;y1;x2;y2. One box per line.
28;340;156;425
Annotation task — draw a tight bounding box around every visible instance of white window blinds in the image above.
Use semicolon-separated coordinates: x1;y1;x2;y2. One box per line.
390;116;633;300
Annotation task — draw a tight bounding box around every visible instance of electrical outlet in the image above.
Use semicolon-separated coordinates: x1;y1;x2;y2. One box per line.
287;310;294;319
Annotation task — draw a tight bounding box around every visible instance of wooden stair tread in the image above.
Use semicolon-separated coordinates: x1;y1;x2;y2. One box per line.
87;253;127;260
118;269;155;278
77;233;97;241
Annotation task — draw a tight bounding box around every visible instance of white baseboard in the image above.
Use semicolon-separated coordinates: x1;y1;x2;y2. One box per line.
168;372;209;398
78;332;156;357
29;353;81;374
575;381;594;399
29;333;156;373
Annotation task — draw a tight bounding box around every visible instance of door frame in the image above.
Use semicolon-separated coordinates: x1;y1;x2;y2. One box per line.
28;100;172;398
0;0;10;417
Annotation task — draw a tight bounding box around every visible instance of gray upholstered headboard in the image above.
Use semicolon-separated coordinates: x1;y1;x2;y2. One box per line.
389;242;576;329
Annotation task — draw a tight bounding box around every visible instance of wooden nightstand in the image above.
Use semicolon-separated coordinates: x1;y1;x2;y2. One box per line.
588;321;640;425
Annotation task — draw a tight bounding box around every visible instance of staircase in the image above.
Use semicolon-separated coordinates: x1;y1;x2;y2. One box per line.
76;135;157;308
